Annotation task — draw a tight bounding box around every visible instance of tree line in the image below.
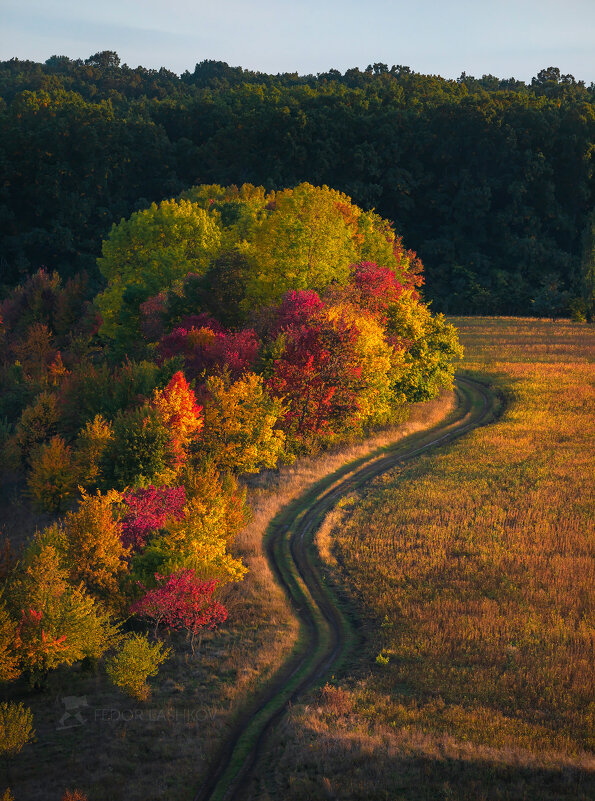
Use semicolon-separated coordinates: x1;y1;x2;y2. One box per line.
1;53;593;316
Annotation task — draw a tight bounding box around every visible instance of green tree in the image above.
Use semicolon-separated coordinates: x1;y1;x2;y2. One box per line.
96;198;222;347
9;544;118;687
106;633;170;701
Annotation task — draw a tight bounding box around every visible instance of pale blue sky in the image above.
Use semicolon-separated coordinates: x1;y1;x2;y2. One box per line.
2;0;594;82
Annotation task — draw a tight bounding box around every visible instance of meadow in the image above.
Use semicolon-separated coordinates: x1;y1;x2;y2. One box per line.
248;317;595;800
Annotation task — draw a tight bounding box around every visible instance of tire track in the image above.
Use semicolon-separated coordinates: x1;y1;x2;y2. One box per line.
194;375;497;801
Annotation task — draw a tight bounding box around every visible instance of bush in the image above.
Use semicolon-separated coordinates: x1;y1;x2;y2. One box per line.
106;633;170;701
0;701;34;756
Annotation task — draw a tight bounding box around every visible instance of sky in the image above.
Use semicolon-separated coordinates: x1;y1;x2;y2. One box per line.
2;0;594;83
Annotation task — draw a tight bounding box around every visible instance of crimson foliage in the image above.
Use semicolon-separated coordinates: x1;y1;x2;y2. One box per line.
120;485;186;550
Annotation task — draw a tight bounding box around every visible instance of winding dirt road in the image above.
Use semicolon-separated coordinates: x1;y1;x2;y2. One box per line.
194;375;497;801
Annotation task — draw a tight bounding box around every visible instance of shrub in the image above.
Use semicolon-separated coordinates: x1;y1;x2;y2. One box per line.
106;633;170;701
0;701;34;756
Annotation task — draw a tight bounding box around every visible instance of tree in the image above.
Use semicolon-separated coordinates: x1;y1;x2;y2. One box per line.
385;297;463;403
106;633;169;701
579;211;595;321
9;545;117;687
96;199;222;347
158;324;260;382
245;184;360;308
131;465;249;587
85;51;120;69
58;490;128;605
103;405;176;489
8;392;59;468
150;371;203;466
73;414;114;489
0;601;20;682
27;436;77;512
130;570;227;652
119;485;186;551
266;292;365;448
198;371;285;473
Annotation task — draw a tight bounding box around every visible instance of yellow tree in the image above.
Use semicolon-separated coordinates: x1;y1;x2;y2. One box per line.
199;371;285;474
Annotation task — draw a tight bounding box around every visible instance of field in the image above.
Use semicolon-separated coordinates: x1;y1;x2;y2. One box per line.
247;317;595;800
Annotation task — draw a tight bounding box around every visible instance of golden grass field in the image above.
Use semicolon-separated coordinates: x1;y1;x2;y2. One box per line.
248;317;595;800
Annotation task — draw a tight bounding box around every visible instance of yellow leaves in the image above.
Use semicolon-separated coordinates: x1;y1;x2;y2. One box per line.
63;489;127;591
325;302;395;425
27;436;77;513
200;371;285;473
73;414;113;489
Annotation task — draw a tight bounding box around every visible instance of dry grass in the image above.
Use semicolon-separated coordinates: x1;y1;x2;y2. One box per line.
246;317;595;800
3;395;454;800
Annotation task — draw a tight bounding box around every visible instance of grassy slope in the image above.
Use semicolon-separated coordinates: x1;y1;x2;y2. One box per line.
248;317;595;801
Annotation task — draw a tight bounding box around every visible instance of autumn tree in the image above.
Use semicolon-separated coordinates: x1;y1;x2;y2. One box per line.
106;633;169;701
102;405;175;489
55;490;129;605
8;544;117;687
385;296;462;402
198;371;285;473
27;436;77;512
266;291;365;448
130;570;227;652
96;198;222;348
158;324;259;382
119;485;186;551
131;464;248;586
150;371;203;467
0;702;34;756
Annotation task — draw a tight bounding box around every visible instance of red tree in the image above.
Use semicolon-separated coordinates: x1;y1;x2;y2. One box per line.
120;485;186;550
158;325;259;381
267;293;363;445
130;570;227;652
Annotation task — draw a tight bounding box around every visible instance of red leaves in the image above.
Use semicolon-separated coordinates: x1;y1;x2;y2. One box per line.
158;325;259;381
16;608;68;661
120;485;186;550
130;570;227;641
267;292;362;442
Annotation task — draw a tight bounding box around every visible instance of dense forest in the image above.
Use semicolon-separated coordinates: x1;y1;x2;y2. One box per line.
1;52;594;316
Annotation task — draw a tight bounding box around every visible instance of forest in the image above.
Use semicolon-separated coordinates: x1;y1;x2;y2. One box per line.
1;52;594;316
